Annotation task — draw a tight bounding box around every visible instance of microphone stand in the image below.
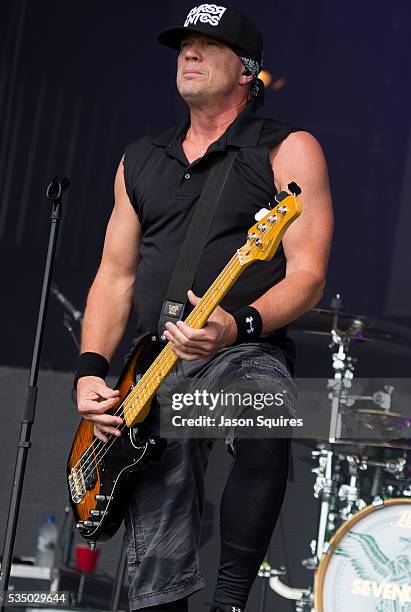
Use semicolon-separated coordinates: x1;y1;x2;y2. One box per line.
0;177;70;610
63;313;80;350
50;283;82;350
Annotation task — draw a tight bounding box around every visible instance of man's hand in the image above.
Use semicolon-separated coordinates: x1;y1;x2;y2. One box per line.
76;376;122;443
163;290;237;360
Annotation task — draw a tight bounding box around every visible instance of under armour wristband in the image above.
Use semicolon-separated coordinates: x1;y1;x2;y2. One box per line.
232;306;263;343
73;351;110;389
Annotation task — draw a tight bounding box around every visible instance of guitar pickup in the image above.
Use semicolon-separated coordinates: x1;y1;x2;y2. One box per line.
95;494;112;501
83;520;100;528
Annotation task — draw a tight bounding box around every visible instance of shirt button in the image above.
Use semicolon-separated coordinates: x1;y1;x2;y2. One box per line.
184;173;191;180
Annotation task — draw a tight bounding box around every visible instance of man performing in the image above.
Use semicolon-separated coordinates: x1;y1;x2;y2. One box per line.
75;5;333;612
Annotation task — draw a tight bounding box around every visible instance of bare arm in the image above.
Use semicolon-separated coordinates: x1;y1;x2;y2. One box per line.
77;157;142;441
253;131;334;332
80;158;141;358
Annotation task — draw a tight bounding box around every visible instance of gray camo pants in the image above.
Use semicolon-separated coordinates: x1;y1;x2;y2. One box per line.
124;342;295;610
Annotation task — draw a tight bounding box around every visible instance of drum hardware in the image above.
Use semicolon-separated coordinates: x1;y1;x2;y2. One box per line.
364;455;407;475
260;295;411;611
313;316;359;562
295;593;313;612
375;481;411;500
312;449;334;563
327;322;358;445
337;457;367;521
311;450;343;537
302;552;318;571
344;384;394;409
258;563;312;610
370;463;382;498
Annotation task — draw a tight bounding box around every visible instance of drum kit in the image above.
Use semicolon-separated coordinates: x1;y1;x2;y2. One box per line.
260;295;411;612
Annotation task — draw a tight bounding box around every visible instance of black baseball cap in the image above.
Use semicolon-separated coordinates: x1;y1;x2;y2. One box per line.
157;4;263;66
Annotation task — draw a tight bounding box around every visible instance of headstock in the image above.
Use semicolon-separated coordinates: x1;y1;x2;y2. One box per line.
237;189;302;266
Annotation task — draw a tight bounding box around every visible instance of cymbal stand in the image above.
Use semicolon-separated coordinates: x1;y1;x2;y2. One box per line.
327;330;354;442
338;456;366;521
314;326;355;562
313;449;334;562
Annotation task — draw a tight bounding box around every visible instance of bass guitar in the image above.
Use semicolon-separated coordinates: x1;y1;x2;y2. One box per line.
67;186;302;547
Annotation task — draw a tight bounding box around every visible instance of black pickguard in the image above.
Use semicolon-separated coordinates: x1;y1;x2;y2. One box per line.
69;335;167;543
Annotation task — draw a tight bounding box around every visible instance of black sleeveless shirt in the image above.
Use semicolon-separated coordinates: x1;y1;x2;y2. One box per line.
124;103;299;366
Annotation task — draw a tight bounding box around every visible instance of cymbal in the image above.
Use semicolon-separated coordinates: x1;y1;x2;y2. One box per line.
288;329;411;356
297;440;410;463
297;437;411;453
350;407;410;422
296;411;411;450
292;308;411;343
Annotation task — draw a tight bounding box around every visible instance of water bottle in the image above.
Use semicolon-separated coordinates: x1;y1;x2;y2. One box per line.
35;515;58;567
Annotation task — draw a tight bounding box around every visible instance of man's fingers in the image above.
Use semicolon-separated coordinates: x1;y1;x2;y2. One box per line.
76;376;120;400
187;289;202;307
94;426;108;443
89;414;123;433
94;423;122;441
87;383;120;400
207;308;225;323
176;320;210;340
164;323;208;348
97;386;120;400
94;423;122;442
170;345;209;361
79;396;121;415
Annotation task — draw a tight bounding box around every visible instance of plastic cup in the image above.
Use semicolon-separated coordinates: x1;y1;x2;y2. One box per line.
75;544;100;573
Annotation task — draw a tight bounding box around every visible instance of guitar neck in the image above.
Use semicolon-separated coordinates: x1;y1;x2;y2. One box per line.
123;251;247;426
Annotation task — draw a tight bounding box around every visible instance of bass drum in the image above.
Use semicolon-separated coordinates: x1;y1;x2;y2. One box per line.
314;498;411;612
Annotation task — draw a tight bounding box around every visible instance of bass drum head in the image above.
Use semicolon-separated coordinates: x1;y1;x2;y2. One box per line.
314;499;411;612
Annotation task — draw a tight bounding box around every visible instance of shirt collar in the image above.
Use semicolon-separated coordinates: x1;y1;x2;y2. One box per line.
151;102;264;152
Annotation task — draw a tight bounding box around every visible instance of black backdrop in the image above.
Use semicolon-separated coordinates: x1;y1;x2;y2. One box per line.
1;0;411;374
1;1;411;611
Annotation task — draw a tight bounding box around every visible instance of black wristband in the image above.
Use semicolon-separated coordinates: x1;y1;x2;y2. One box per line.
232;306;263;343
73;352;110;389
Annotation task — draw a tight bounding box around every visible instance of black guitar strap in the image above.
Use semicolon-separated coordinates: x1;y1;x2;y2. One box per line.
158;149;238;340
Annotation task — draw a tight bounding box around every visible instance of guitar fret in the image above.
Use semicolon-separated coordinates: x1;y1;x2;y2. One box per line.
125;204;301;427
68;194;302;524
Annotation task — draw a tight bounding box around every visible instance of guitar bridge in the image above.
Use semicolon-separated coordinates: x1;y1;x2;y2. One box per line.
69;467;86;503
69;448;98;502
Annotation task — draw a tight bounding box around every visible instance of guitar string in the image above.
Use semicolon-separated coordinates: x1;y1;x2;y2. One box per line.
72;222;286;486
72;217;287;486
74;250;246;482
73;239;262;483
71;249;247;480
73;257;243;485
71;213;289;485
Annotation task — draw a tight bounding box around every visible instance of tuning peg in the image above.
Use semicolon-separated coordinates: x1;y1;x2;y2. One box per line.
287;182;301;196
254;207;270;221
275;191;289;203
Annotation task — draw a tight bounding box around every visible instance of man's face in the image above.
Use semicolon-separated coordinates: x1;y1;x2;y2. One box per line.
176;33;244;103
